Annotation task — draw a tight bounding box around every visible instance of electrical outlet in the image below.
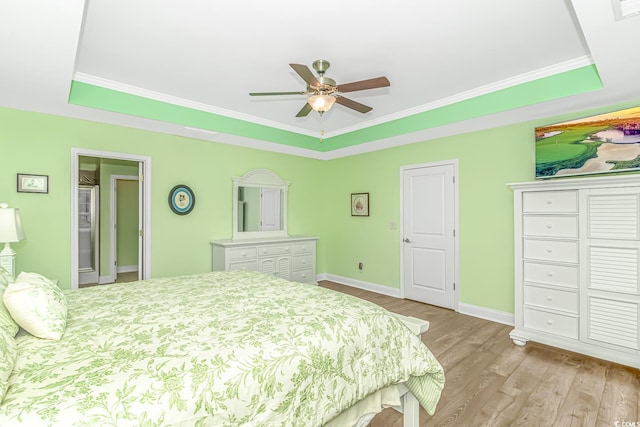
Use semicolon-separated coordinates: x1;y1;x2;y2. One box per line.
358;262;363;270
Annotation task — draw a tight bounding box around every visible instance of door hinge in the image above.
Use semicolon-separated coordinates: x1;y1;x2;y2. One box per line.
453;229;456;237
139;174;144;182
453;282;456;290
139;229;144;237
453;176;455;184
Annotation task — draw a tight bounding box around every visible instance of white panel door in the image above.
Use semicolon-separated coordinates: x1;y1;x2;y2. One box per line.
402;162;457;309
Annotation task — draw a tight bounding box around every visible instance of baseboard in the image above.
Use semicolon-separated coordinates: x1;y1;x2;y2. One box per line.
458;302;514;326
117;265;138;273
316;274;402;298
317;274;515;326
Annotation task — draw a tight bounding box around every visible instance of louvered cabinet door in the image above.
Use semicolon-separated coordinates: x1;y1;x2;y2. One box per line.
583;188;640;351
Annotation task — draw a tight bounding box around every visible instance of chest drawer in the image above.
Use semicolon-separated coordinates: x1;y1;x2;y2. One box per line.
293;254;314;270
228;247;257;261
524;239;578;264
523;191;578;213
523;215;578;238
258;244;291;257
523;307;578;339
228;261;258;271
292;269;313;283
293;242;314;255
524;285;578;313
523;261;579;288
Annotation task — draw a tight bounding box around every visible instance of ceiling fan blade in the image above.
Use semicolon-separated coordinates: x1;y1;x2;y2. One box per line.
295;103;313;117
290;63;320;87
249;91;307;96
335;97;373;114
336;76;390;93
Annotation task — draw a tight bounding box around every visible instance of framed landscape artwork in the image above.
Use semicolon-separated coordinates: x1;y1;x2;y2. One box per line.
535;105;640;178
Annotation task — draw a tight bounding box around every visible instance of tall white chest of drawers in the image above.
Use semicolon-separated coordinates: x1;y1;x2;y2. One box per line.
510;175;640;368
211;236;318;284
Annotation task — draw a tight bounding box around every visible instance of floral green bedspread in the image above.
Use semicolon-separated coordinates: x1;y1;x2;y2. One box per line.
0;271;444;426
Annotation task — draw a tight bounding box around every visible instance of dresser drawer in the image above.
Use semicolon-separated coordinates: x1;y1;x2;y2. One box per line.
293;242;314;255
258;244;291;257
524;239;578;263
293;254;314;270
524;285;578;313
292;268;314;283
523;261;579;288
228;261;258;271
228;247;257;261
523;215;578;238
523;307;578;339
523;191;578;213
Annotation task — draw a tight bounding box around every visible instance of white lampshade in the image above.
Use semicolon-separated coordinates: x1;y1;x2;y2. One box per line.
307;94;336;115
0;203;25;243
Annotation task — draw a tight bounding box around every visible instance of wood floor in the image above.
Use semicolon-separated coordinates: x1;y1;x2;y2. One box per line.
319;281;640;427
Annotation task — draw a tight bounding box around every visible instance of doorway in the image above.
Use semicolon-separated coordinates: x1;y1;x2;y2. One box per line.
401;160;459;309
71;148;152;289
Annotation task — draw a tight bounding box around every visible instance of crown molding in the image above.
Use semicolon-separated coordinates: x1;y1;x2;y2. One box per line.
323;55;595;139
73;55;593;144
72;72;319;138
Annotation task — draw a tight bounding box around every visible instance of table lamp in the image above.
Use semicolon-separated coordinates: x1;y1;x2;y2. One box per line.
0;203;26;279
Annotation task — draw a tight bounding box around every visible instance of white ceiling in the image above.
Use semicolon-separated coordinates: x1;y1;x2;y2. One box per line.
2;0;640;158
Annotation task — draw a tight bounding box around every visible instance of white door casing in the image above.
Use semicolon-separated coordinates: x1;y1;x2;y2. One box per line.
71;148;152;289
401;160;458;309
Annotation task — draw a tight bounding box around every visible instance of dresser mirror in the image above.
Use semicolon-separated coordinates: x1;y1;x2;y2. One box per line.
232;169;289;240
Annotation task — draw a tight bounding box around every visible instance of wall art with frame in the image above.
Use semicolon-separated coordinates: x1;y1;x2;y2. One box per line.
351;192;369;217
17;174;49;193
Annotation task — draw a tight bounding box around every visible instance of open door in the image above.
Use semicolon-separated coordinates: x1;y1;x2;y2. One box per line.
138;162;145;280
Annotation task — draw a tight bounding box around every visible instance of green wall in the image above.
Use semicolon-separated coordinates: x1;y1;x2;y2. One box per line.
2;99;638;314
0;107;324;289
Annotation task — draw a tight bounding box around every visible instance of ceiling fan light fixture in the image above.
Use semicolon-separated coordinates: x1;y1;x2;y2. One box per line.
307;94;336;115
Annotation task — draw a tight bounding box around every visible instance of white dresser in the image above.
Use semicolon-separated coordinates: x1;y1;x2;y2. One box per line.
510;175;640;368
211;236;318;284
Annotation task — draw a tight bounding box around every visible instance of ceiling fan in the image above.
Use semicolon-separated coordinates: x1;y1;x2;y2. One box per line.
249;59;390;117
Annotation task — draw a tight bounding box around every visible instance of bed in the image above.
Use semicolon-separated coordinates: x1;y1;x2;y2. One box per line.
0;270;444;426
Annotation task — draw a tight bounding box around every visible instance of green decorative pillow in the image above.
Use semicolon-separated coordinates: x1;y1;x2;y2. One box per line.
0;268;19;337
3;272;67;341
0;327;17;402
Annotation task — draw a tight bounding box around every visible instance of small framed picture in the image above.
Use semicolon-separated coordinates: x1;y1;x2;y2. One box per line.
17;174;49;193
351;192;369;217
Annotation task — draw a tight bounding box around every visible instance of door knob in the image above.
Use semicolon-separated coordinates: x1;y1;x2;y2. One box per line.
403;238;411;243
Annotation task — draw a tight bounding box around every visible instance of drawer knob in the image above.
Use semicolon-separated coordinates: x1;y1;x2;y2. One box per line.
547;319;553;325
546;247;553;253
547;271;553;277
546;200;553;205
301;273;306;278
547;296;553;301
242;251;246;257
546;223;553;229
301;247;306;251
301;259;306;264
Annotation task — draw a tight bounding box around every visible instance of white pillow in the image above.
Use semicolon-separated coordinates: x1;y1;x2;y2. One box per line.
0;327;17;402
3;272;67;341
0;268;19;337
